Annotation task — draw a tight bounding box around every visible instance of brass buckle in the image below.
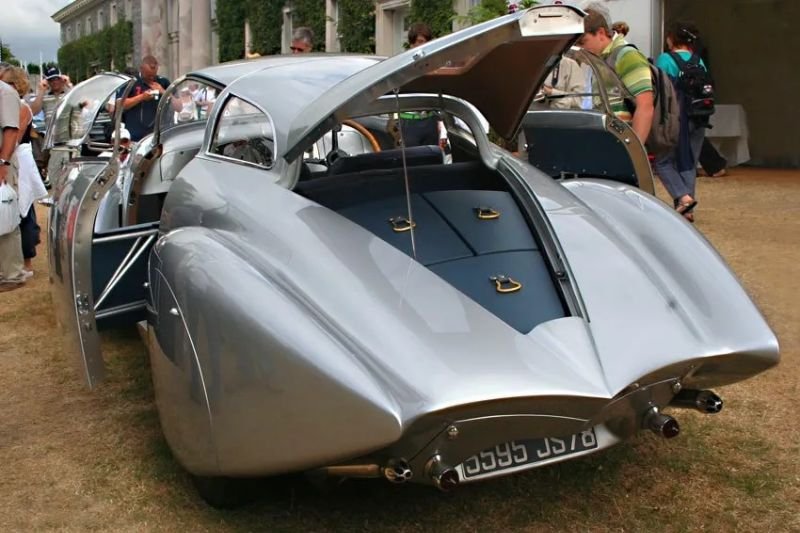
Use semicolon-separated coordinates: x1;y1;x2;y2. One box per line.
475;206;500;220
389;216;416;233
490;275;522;294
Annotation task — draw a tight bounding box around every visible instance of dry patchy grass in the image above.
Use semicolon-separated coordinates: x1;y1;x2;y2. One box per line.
1;171;798;532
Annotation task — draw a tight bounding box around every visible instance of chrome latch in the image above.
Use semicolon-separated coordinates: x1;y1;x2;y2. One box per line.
389;216;416;233
475;206;500;220
490;275;523;294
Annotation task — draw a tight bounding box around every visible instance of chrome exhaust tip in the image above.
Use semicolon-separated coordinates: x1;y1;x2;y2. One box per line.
643;406;680;438
425;455;460;492
383;459;413;484
670;389;723;414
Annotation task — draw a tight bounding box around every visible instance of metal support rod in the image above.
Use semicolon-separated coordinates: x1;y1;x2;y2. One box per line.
93;228;158;244
394;88;417;260
94;234;156;310
95;236;143;309
95;300;147;320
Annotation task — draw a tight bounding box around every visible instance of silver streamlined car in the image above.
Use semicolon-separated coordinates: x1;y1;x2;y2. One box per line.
47;5;778;507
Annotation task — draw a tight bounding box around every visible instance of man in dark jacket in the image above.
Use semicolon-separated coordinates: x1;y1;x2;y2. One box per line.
120;56;171;141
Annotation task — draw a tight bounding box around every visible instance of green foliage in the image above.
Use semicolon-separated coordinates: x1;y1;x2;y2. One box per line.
457;0;538;26
246;0;284;56
57;19;133;81
216;0;247;61
0;42;20;65
337;0;375;53
26;64;40;75
216;0;378;57
409;0;455;39
292;0;326;51
459;0;509;25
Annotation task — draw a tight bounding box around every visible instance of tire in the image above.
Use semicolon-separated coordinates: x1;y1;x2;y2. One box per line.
190;474;261;509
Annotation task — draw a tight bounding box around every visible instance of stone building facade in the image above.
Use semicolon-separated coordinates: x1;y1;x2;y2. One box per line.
52;0;219;80
53;0;493;78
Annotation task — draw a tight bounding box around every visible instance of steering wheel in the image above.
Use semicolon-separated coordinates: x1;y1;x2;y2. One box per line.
343;119;382;153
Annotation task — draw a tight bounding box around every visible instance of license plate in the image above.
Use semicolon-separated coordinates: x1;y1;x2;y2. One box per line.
458;429;598;480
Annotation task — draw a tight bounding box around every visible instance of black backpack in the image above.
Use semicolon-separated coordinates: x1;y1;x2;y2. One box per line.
607;45;680;157
668;52;715;124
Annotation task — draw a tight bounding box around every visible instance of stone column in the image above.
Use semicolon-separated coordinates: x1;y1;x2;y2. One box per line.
178;0;193;76
281;5;293;54
325;0;340;52
140;0;169;68
192;0;212;70
374;4;391;56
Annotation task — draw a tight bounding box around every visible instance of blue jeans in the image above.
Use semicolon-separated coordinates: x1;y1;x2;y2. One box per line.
655;124;706;201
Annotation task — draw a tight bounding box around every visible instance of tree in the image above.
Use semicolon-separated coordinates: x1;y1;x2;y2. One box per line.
458;0;538;26
409;0;455;39
337;0;375;53
292;0;326;52
0;41;20;66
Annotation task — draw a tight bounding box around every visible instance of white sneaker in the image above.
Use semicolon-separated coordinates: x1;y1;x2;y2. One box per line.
21;269;34;281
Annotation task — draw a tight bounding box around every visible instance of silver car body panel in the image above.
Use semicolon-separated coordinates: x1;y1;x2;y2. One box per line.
48;5;778;485
146;147;776;476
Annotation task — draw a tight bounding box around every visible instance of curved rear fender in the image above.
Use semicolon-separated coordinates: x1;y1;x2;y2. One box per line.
150;228;403;476
556;180;779;391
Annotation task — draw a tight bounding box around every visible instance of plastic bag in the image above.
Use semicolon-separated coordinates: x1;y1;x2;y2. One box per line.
0;183;20;236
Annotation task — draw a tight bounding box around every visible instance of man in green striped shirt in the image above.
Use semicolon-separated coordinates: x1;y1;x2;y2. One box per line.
577;8;655;145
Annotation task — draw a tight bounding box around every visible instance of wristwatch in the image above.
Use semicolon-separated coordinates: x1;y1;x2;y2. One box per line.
0;159;11;166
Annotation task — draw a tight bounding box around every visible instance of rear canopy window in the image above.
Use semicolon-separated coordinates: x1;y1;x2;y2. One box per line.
210;96;275;169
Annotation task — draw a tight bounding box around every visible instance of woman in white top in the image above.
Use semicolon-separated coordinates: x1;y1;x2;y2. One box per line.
0;67;47;276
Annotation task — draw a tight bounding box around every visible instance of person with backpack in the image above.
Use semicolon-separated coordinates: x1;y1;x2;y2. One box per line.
654;22;714;222
577;7;655;146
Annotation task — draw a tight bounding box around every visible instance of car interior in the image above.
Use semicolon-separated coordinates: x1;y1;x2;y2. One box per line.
293;110;568;334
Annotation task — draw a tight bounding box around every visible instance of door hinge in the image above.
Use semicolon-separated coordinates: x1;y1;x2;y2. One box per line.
76;293;91;315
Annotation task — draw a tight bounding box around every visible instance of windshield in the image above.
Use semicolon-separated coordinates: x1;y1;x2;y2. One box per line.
157;79;218;136
50;75;128;146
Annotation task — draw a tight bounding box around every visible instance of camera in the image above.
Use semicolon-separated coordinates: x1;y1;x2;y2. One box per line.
149;89;160;100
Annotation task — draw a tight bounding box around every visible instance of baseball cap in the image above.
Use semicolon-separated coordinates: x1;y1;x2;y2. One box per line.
113;124;132;142
44;66;62;80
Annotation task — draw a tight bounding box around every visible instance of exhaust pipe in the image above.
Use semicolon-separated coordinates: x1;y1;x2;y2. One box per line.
383;459;413;484
425;455;460;492
670;389;723;414
643;406;680;438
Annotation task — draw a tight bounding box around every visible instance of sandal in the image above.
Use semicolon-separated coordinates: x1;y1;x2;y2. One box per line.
676;199;698;215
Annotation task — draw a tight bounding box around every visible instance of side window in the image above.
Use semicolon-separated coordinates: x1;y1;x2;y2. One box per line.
210;96;275;169
158;79;218;134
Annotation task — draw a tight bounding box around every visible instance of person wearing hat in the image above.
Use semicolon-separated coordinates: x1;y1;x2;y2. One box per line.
95;123;133;232
29;66;73;124
113;124;133;167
